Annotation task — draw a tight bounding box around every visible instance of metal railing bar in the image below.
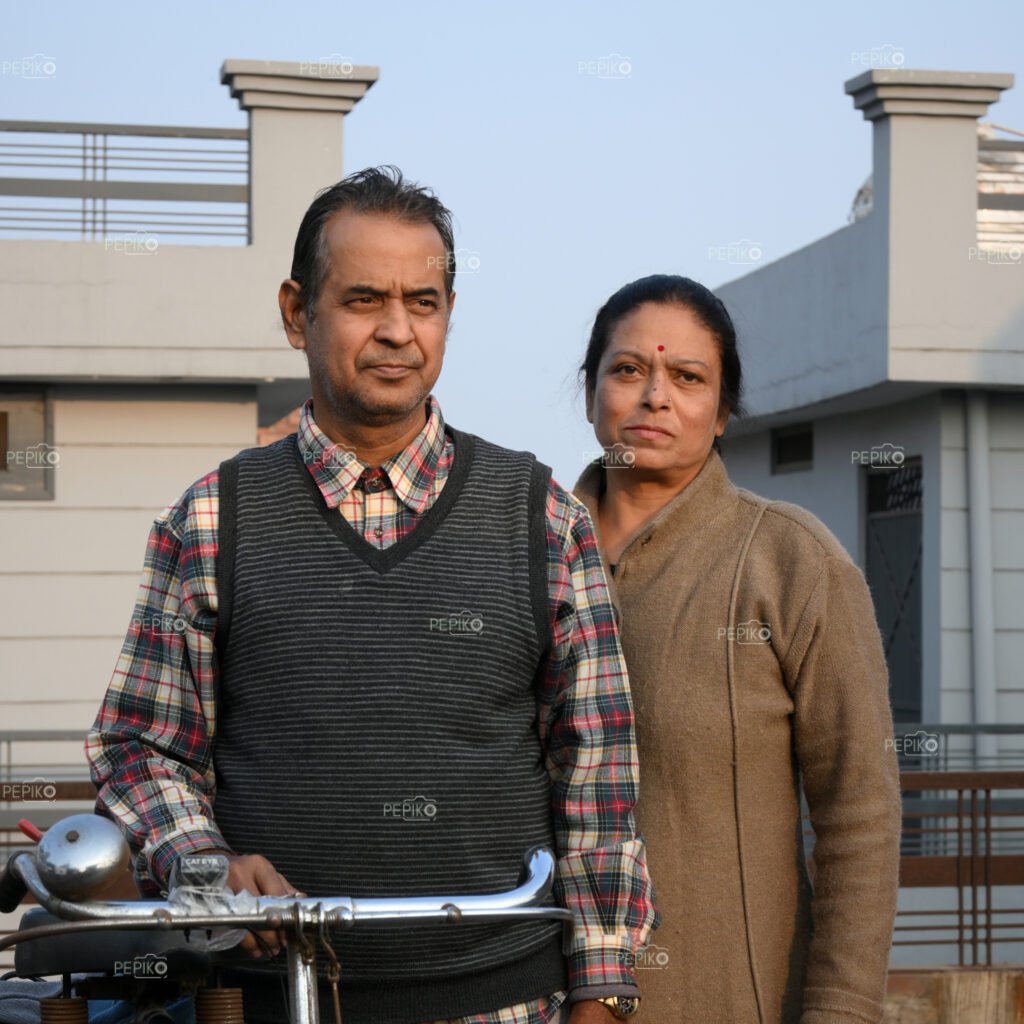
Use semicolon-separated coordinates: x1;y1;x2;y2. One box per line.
0;162;247;174
0;226;248;237
0;121;248;140
0;147;247;158
0;731;92;741
0;205;246;215
894;914;1024;923
0;210;238;221
957;788;965;963
0;212;248;224
898;724;1024;734
99;147;248;156
0;211;247;224
0;180;248;201
0;141;245;152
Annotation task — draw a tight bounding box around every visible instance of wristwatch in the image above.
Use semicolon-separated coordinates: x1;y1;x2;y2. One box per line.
596;995;641;1019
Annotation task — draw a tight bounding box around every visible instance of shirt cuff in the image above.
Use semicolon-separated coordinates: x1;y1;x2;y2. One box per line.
568;983;641;1004
568;932;641;991
146;824;234;892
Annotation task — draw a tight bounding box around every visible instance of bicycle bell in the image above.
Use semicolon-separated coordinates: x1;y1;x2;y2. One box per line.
36;814;131;900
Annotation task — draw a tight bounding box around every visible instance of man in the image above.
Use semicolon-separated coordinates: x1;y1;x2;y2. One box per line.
87;166;657;1024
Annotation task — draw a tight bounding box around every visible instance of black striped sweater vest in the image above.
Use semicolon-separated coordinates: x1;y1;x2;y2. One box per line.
211;427;567;1022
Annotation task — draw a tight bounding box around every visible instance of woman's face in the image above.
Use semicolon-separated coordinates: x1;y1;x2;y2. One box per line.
586;301;730;478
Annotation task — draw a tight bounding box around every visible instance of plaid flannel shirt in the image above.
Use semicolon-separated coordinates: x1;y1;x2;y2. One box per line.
86;396;658;1023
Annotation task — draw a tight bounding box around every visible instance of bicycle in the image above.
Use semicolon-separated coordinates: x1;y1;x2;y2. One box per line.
0;814;573;1024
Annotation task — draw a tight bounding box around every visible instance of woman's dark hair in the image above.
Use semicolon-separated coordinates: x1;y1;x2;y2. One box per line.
289;165;455;322
580;274;745;421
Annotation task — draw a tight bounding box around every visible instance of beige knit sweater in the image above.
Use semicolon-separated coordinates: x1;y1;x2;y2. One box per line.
573;449;902;1024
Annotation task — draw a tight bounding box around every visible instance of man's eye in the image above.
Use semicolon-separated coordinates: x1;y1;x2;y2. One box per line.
413;299;438;310
349;296;378;306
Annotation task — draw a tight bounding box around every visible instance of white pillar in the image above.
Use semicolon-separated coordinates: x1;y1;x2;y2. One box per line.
966;390;998;765
221;59;379;249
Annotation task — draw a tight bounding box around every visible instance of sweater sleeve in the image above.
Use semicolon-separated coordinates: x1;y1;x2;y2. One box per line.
782;555;902;1024
85;472;228;894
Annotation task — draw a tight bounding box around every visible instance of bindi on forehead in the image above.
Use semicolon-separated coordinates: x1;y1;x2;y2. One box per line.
657;345;665;351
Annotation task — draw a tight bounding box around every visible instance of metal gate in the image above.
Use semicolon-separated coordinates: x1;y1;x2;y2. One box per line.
865;458;924;722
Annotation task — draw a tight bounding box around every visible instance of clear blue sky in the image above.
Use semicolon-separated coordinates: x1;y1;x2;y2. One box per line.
6;0;1023;486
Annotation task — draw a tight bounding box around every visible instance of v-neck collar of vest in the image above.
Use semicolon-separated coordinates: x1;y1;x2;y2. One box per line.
291;424;476;575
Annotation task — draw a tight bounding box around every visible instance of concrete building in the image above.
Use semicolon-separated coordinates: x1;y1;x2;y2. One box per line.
713;68;1024;970
0;58;376;740
717;70;1023;754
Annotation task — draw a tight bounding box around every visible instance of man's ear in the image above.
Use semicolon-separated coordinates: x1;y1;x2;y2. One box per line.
279;280;309;351
448;289;456;313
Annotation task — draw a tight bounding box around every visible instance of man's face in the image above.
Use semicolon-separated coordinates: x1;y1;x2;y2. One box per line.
284;210;454;427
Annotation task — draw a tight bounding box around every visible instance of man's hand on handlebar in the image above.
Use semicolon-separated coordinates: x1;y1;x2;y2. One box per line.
196;849;304;959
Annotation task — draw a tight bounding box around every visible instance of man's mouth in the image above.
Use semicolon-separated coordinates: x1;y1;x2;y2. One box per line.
367;364;415;377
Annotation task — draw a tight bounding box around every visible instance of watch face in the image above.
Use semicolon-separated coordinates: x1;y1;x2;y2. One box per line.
604;996;640;1018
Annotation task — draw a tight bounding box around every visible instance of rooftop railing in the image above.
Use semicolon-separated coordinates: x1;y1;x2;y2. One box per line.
798;726;1024;968
895;771;1024;966
0;120;249;245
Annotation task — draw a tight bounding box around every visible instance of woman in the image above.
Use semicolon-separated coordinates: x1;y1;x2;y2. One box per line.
573;276;901;1024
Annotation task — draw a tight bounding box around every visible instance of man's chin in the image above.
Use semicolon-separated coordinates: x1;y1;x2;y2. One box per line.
348;388;429;424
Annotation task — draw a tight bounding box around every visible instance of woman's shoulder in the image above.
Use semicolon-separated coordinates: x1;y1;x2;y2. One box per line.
730;489;872;650
733;485;857;568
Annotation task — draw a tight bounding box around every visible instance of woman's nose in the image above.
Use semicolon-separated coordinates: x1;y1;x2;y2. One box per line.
642;371;671;408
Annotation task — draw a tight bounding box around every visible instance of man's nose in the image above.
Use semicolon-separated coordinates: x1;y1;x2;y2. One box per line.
374;300;416;345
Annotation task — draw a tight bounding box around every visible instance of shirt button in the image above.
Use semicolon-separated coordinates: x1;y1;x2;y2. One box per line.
373;527;384;539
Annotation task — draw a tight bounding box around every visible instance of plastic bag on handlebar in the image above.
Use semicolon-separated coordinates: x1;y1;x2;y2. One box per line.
166;854;258;952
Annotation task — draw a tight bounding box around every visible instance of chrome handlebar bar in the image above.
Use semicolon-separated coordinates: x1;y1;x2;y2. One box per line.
5;845;573;932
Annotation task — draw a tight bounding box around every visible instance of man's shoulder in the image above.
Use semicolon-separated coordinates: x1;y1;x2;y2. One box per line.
451;426;546;470
224;434;297;468
156;436;296;535
447;427;589;541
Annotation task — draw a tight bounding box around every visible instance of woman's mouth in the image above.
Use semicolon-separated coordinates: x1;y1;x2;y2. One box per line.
624;424;671;440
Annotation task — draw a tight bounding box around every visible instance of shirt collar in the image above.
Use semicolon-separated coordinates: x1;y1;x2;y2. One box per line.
296;395;448;514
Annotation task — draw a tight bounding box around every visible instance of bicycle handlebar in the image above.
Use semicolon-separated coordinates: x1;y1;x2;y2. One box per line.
1;820;574;1024
1;845;573;938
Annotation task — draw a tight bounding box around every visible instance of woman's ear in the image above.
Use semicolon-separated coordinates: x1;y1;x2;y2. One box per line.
714;402;730;437
585;386;594;425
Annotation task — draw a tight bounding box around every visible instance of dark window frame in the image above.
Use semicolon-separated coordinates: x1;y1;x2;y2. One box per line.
770;422;814;475
0;386;56;501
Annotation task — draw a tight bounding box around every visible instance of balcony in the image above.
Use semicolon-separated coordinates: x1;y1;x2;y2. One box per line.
0;120;249;245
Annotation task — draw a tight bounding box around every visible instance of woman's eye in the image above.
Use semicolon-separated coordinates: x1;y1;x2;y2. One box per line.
680;371;700;383
615;364;640;376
